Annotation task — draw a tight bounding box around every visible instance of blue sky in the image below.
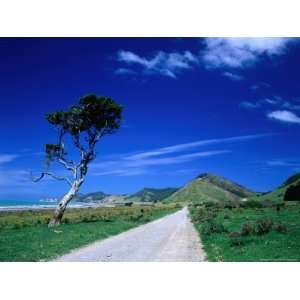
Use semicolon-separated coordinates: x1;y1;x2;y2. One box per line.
0;37;300;200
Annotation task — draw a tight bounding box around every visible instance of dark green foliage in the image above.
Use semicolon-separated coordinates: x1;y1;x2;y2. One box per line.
284;182;300;201
47;95;123;135
275;223;287;233
255;218;273;235
229;231;244;246
240;222;254;236
44;94;123;167
201;219;227;236
241;200;263;209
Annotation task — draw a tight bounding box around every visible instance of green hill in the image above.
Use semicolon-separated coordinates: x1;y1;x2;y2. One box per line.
75;191;109;203
74;187;178;204
164;173;255;204
250;172;300;203
126;187;179;203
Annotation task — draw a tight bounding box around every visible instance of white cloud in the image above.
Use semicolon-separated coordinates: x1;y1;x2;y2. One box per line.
240;101;260;109
223;72;243;81
115;38;296;78
92;150;230;177
266;160;300;167
202;38;294;69
117;50;199;78
267;110;300;124
250;82;271;91
240;96;300;112
0;154;18;164
126;134;269;160
91;134;270;177
115;68;137;75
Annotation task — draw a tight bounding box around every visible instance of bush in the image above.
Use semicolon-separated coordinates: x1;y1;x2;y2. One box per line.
13;223;22;230
63;217;70;224
224;214;230;220
192;207;206;223
229;231;244;246
241;200;263;209
223;201;239;209
255;218;273;235
201;220;227;236
275;223;287;233
240;223;254;236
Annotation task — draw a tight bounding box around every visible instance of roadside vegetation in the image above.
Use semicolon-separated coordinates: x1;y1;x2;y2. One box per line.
0;203;181;261
189;201;300;261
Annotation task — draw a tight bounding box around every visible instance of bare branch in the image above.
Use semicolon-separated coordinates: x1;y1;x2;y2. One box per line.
58;157;76;173
31;171;72;187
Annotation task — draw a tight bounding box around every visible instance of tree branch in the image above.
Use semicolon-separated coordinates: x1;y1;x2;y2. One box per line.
31;171;72;187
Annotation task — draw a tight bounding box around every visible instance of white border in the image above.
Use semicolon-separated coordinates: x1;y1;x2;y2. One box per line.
0;263;299;300
0;0;299;36
1;1;300;299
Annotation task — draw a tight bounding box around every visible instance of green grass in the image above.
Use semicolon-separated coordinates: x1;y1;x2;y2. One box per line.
190;203;300;261
0;204;180;261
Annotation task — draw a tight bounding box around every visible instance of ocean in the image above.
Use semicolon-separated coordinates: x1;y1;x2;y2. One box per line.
0;199;92;211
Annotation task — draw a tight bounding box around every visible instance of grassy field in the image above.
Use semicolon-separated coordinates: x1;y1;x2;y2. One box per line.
189;202;300;261
0;203;180;262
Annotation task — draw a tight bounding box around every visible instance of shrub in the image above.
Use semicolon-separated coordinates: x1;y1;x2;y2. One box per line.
241;200;263;209
255;218;273;235
224;214;230;220
63;217;70;224
240;223;254;236
275;223;287;233
223;201;239;209
13;223;22;230
201;220;227;236
193;207;206;223
229;231;244;246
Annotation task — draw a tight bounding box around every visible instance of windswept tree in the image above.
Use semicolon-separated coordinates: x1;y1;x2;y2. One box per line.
32;94;123;227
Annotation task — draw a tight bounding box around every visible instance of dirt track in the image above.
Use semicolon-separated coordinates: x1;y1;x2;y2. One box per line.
55;207;206;262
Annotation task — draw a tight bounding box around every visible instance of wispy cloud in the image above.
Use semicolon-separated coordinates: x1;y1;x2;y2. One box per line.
266;160;300;167
202;38;295;69
92;150;230;177
0;154;18;164
240;96;300;113
223;72;243;81
126;134;270;160
267;110;300;124
115;68;137;76
91;134;270;177
250;82;271;91
240;101;260;109
116;50;199;79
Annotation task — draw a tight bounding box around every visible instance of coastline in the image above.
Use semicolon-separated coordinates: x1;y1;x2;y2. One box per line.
0;203;103;212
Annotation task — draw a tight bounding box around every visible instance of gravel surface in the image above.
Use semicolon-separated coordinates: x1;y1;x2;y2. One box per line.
55;207;206;262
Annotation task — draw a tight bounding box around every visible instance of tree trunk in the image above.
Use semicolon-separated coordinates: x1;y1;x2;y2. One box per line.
48;181;81;227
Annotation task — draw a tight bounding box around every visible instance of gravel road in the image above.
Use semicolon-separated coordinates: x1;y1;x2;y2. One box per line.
55;207;206;262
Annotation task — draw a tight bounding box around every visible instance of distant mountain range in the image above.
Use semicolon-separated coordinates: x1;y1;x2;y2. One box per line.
73;187;179;204
70;172;300;205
